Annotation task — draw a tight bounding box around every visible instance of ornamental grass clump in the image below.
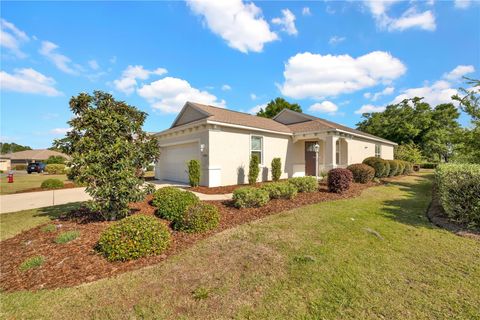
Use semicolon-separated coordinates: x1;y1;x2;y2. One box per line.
260;181;297;199
173;202;220;233
288;176;318;193
152;187;199;221
347;163;375;183
327;168;353;193
233;187;269;208
97;214;171;261
435;164;480;228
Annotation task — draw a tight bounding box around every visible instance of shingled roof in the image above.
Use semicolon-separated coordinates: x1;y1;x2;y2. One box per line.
1;149;70;160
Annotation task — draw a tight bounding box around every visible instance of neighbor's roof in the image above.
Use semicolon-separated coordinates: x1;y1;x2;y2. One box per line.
1;149;70;160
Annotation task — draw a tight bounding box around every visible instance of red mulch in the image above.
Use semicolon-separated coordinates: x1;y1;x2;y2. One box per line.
0;181;378;292
16;182;79;194
188;179;289;194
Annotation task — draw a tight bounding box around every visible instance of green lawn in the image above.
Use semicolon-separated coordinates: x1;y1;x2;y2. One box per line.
0;173;69;195
1;174;479;319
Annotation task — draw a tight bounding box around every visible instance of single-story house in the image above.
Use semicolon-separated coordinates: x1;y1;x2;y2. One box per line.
1;149;70;168
0;156;11;172
154;102;396;187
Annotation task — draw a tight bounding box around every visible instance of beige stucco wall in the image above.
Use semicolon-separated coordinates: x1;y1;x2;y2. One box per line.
347;137;394;164
0;159;11;171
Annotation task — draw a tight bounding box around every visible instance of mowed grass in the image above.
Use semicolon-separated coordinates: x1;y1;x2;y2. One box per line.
1;174;480;319
0;172;68;195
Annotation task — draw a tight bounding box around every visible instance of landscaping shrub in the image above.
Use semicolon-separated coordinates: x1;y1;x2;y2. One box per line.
387;160;400;176
435;164;480;228
404;161;414;175
173;202;220;233
327;168;353;193
143;183;156;195
420;163;438;169
347;163;374;183
271;158;282;182
97;214;171;261
248;154;260;185
45;164;66;174
232;187;269;208
288;176;318;193
41;224;57;233
41;178;64;189
45;155;66;164
19;256;45;272
14;164;27;171
383;160;391;177
147;164;155;171
55;230;80;244
260;181;297;199
187;159;201;187
152;187;199;221
397;161;406;175
362;157;388;178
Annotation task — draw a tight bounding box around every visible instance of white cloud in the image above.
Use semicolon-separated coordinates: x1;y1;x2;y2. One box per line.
309;101;338;114
39;41;81;74
365;86;395;101
454;0;471;9
272;9;298;36
250;93;257;100
137;76;226;113
113;65;167;95
50;128;70;135
329;36;346;45
443;65;475;81
221;84;231;91
110;56;117;64
0;68;62;96
280;51;406;99
186;0;278;53
88;60;99;70
0;19;29;58
302;7;311;16
248;103;266;114
355;104;386;114
391;80;458;106
365;1;436;32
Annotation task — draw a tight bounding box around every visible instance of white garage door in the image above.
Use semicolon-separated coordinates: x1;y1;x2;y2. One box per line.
160;142;199;183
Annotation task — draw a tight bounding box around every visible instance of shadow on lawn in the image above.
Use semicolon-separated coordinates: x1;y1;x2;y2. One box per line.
33;202;84;220
378;173;435;229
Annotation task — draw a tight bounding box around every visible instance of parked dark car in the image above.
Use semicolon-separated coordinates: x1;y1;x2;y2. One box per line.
27;162;46;174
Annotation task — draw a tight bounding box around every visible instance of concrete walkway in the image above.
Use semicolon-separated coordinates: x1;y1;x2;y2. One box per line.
0;181;232;214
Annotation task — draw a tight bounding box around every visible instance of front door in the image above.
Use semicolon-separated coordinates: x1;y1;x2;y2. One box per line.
305;141;316;176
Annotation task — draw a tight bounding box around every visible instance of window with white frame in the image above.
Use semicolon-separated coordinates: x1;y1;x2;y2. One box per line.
375;144;381;158
251;136;263;164
335;140;340;165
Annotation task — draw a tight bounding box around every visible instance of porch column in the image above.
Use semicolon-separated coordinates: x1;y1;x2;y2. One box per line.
324;135;338;171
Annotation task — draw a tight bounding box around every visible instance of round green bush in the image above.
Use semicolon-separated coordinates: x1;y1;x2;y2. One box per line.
260;182;297;199
41;178;64;189
387;160;399;177
288;176;318;192
174;202;220;233
347;163;375;183
152;187;199;221
45;164;66;174
403;161;414;175
362;157;384;178
97;214;171;261
232;187;270;208
397;161;406;175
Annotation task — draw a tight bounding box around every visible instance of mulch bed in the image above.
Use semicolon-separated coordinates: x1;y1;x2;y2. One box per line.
1;181;378;292
17;182;79;194
427;185;480;241
188;179;289;194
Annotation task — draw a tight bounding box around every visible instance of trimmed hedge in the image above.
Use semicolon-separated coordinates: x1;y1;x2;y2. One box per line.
261;181;297;199
97;214;171;261
45;164;66;174
173;202;220;233
387;160;400;177
288;176;318;193
363;157;388;178
327;168;353;193
421;163;439;169
232;187;269;208
435;164;480;228
271;158;282;182
41;178;64;189
152;187;199;221
347;163;375;183
397;161;406;175
403;161;414;175
187;159;201;187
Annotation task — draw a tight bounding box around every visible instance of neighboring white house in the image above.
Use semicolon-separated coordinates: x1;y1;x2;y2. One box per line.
154;102;396;187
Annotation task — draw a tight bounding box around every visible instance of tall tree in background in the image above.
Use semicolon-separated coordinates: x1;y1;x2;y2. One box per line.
452;78;480;163
54;91;159;220
257;97;302;118
0;143;32;154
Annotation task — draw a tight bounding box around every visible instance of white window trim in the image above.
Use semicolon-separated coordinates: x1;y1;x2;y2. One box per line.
375;144;381;158
250;134;264;165
335;139;340;165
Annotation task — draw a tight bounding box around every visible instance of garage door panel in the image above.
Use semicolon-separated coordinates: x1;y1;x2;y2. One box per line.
160;142;199;183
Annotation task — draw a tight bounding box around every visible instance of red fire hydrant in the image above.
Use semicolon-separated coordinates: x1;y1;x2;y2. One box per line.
7;171;14;183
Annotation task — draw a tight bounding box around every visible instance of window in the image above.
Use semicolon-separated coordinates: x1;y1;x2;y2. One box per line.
375;144;381;158
251;136;263;164
335;140;340;165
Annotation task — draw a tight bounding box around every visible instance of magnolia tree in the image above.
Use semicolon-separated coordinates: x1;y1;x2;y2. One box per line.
55;91;159;220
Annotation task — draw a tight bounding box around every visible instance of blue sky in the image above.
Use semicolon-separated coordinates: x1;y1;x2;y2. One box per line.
1;0;479;149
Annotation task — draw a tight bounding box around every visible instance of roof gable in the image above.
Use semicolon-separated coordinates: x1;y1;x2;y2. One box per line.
273;108;313;125
171;102;211;128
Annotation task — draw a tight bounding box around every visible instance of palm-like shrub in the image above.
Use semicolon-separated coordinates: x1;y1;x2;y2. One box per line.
271;158;282;182
327;168;353;193
347;164;375;183
232;187;269;208
152;187;199;221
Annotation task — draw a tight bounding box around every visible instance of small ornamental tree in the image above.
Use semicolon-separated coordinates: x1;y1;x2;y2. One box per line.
271;157;282;181
54;91;159;220
248;154;260;185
